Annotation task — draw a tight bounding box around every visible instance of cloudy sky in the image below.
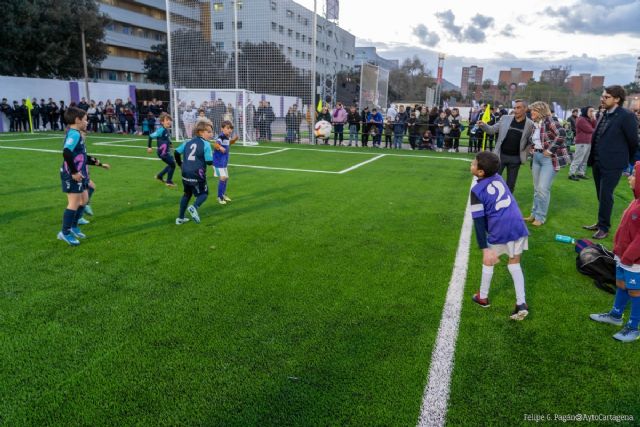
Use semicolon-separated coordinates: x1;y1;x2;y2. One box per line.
298;0;640;86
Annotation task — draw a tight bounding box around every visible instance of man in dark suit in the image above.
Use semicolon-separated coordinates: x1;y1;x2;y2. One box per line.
584;85;639;239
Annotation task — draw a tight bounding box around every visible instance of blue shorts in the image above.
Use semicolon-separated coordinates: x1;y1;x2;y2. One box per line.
61;173;87;193
615;266;640;290
182;178;208;196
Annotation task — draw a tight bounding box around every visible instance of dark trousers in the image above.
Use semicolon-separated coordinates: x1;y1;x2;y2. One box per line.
33;114;40;130
592;162;623;232
333;123;344;145
361;125;370;146
499;153;522;194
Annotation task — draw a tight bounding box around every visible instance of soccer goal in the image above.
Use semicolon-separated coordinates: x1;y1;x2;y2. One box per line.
173;88;258;146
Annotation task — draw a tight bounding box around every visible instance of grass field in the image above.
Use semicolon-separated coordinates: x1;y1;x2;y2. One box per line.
0;131;638;426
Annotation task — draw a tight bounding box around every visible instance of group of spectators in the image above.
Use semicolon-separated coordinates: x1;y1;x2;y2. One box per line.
0;96;168;135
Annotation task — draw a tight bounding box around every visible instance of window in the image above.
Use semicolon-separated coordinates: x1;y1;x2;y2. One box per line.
106;22;115;31
270;1;276;11
272;22;277;30
215;41;224;50
288;29;292;37
108;71;117;81
233;21;243;29
278;25;283;33
296;32;300;40
288;47;292;54
303;18;308;26
295;50;300;58
301;35;305;42
286;9;293;18
214;22;224;30
122;26;130;35
328;30;333;37
213;2;223;12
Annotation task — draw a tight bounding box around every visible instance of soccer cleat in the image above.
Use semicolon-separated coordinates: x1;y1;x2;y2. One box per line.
218;197;227;205
175;217;190;225
613;327;640;342
187;205;200;223
78;217;90;225
472;293;491;308
155;175;165;183
70;227;86;239
57;231;80;246
568;174;580;181
84;204;94;216
223;194;232;202
165;181;176;187
510;303;529;321
589;312;623;326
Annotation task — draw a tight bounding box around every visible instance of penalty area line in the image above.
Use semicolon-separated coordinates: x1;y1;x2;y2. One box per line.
417;182;474;427
337;154;385;174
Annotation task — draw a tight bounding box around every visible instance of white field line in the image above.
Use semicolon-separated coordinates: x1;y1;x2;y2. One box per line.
92;142;288;157
242;145;472;161
337;154;385;174
417;188;473;427
0;145;336;174
256;147;291;156
0;136;62;142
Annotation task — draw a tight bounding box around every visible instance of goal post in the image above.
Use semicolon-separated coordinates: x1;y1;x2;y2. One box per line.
173;88;258;146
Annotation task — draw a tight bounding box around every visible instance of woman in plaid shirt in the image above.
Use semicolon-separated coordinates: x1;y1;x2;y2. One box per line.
523;101;567;226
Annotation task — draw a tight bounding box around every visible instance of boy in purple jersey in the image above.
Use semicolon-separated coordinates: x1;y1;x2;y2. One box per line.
147;113;176;187
469;151;530;320
213;120;238;205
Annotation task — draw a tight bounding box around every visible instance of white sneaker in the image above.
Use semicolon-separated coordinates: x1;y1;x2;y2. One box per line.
78;217;90;225
223;194;232;202
187;205;200;223
175;217;190;225
218;197;227;205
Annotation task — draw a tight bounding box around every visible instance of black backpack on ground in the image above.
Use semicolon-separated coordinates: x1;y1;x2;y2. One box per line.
576;244;617;294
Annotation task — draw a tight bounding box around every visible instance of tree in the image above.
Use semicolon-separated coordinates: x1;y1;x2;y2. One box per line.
144;43;168;86
0;0;108;78
388;56;434;101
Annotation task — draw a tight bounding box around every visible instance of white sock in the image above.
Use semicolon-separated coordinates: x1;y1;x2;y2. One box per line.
480;265;494;299
508;263;526;305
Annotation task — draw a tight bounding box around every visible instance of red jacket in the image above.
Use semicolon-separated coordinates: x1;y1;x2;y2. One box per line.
574;116;596;144
614;161;640;266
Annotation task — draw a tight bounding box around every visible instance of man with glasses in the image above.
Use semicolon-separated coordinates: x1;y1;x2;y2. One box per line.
584;85;639;239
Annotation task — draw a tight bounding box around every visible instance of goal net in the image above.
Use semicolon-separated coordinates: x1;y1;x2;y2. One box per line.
174;88;258;145
164;0;356;144
358;62;390;114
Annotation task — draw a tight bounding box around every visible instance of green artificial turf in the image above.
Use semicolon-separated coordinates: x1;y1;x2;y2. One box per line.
0;132;637;426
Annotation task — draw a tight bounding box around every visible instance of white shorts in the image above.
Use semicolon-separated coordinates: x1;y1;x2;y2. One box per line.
213;167;228;178
489;237;528;258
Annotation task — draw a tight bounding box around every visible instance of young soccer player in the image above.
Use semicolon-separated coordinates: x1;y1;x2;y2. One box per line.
590;162;640;342
469;151;530;320
77;131;111;224
213;120;238;205
58;107;90;245
174;119;214;224
147;112;176;187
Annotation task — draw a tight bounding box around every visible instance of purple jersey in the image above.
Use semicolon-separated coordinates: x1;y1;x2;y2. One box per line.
470;175;529;245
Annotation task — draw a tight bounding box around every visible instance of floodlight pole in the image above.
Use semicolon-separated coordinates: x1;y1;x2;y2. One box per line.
81;28;90;101
165;0;177;140
311;0;318;144
234;0;239;90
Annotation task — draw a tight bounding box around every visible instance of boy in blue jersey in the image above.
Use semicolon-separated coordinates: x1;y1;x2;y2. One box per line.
174;119;215;224
147;112;176;187
213;120;238;205
469;151;530;320
58;107;90;245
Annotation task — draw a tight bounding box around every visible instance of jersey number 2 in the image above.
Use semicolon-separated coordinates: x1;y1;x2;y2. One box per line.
487;180;511;211
188;143;197;161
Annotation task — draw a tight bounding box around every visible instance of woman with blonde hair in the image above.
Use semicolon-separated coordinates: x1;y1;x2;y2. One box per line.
524;101;568;226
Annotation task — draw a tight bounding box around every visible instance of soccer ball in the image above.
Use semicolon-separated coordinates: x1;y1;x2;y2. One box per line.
314;120;332;138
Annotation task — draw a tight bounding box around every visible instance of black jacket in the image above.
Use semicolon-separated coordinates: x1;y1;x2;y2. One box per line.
590;107;639;170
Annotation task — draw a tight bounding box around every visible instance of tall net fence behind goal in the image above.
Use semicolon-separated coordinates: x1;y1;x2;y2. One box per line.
358;62;389;114
165;0;356;144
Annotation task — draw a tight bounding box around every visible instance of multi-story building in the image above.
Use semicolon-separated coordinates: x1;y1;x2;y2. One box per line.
498;68;534;86
460;65;483;97
97;0;167;85
353;47;399;72
95;0;356;86
566;73;605;96
540;66;570;86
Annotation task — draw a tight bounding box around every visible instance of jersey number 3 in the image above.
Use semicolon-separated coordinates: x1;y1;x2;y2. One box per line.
487;180;511;211
188;143;197;161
